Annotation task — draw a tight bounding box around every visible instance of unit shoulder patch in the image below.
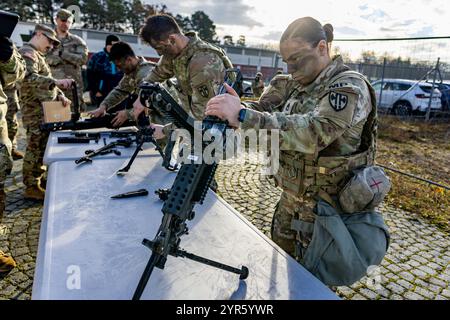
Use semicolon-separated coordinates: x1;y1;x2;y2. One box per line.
328;91;348;111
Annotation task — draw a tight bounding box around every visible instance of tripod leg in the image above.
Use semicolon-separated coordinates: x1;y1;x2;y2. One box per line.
175;249;249;280
132;252;158;300
117;140;144;175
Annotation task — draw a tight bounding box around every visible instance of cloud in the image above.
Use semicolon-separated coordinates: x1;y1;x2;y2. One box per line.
410;25;434;37
334;26;365;37
379;27;397;32
145;0;263;28
361;9;390;23
261;31;282;41
390;19;416;28
358;4;369;11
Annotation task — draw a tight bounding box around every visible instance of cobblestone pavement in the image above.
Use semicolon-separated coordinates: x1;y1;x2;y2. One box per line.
0;118;40;300
1;121;449;300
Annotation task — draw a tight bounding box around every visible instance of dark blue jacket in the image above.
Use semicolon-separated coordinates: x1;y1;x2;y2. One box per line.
86;48;124;104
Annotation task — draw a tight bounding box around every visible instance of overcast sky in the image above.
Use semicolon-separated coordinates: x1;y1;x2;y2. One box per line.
144;0;449;45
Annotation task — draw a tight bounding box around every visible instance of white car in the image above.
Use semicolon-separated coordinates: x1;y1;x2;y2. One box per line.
242;80;254;97
371;79;442;115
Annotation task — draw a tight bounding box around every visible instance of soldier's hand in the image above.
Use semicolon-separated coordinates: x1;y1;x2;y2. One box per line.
56;79;73;90
111;110;128;128
95;91;103;98
88;105;107;118
205;83;242;128
0;36;14;62
133;97;145;120
58;95;72;108
150;124;165;140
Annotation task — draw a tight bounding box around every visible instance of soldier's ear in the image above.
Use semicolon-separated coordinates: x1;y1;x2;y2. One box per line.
317;40;328;56
168;35;176;46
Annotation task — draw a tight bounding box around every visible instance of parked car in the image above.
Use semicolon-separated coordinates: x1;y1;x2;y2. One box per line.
426;80;450;111
242;80;254;97
371;79;442;115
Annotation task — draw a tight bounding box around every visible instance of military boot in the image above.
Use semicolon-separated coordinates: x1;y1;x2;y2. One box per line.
24;185;45;201
0;250;16;274
11;149;24;160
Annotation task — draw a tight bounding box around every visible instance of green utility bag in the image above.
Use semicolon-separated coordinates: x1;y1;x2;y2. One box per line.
302;199;390;286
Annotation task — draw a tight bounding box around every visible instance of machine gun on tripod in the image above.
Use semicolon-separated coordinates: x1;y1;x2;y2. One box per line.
132;69;247;300
115;124;177;175
72;111;165;166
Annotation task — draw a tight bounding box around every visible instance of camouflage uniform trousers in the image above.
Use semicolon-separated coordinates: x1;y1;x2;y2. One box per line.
5;90;20;149
0;146;13;219
271;191;317;260
21;102;49;189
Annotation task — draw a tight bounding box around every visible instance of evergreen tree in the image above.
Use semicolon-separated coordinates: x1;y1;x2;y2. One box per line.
81;0;107;30
105;0;127;32
189;11;218;43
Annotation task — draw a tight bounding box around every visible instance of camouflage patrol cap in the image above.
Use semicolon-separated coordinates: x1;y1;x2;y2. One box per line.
56;9;74;22
34;24;61;46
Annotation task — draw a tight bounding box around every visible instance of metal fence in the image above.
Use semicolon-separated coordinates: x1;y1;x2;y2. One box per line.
333;36;450;120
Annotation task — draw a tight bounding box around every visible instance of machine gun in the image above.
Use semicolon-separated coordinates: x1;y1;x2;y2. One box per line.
74;138;133;165
116;125;176;175
73;108;164;166
132;69;247;300
40;83;139;131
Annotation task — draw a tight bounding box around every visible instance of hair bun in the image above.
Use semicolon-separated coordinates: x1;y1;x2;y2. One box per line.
323;23;334;42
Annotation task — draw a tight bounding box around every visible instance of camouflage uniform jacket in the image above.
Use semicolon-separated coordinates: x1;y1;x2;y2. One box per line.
18;43;65;117
145;32;233;120
1;46;26;154
242;56;376;197
46;31;88;84
102;57;155;111
252;78;265;97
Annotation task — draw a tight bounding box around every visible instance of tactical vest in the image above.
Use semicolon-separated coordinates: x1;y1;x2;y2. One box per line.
274;70;378;199
173;32;233;103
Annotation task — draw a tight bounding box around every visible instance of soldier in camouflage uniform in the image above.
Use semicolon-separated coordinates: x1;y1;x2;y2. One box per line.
4;84;23;159
132;15;233;191
133;14;232;125
251;72;265;98
0;37;25;274
19;24;73;200
88;41;157;127
46;9;88;110
206;18;377;271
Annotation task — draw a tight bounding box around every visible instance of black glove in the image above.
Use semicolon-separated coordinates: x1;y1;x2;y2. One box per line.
0;36;14;62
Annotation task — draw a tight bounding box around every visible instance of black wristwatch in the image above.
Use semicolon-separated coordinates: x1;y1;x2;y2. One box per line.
238;108;247;123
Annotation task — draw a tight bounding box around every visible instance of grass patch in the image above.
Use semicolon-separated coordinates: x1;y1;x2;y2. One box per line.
377;116;450;232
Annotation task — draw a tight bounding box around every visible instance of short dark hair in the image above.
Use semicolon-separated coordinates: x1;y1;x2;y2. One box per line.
109;41;136;61
140;14;182;44
106;34;120;46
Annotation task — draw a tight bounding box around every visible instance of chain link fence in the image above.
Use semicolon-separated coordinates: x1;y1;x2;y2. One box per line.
333;36;450;121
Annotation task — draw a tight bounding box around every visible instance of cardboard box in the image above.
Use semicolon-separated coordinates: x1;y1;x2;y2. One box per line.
42;101;71;123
